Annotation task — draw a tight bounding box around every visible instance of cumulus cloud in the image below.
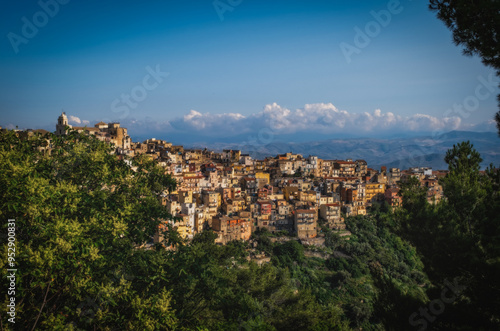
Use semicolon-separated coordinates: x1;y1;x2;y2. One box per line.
167;110;249;136
68;115;90;126
181;110;246;131
166;103;462;135
68;115;81;124
117;103;475;142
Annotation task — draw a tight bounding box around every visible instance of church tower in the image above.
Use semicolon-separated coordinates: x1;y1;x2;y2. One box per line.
56;112;71;135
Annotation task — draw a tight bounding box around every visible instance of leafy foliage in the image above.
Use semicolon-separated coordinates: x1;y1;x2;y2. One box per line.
395;141;500;330
0;130;178;330
2;130;497;330
429;0;500;135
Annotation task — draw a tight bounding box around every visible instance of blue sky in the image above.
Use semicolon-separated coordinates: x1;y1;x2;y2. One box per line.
0;0;498;141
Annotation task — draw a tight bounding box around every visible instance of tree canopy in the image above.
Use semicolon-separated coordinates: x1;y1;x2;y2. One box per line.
1;130;498;330
429;0;500;135
395;140;500;329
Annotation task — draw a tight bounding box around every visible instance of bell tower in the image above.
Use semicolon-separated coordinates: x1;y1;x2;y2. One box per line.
56;112;71;135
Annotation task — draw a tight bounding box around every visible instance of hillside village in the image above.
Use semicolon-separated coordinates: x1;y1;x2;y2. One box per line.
9;113;446;245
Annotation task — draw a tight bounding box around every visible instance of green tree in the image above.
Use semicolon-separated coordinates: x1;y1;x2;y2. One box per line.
396;141;500;330
441;141;487;235
0;130;179;330
429;0;500;135
325;231;342;250
272;240;305;268
398;176;428;215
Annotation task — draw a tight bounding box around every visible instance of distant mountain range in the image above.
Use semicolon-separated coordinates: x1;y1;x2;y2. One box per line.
188;131;499;170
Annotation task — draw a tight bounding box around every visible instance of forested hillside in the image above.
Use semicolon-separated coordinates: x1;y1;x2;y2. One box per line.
1;131;498;330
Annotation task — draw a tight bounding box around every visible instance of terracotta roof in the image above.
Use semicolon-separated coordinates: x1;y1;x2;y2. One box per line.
183;176;204;179
295;209;315;214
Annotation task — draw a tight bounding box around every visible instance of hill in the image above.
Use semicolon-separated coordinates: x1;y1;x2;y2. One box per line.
191;131;499;170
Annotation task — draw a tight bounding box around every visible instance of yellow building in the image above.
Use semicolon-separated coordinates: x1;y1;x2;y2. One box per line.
178;190;193;204
255;172;270;188
298;190;316;203
365;183;386;202
174;214;193;239
202;190;221;208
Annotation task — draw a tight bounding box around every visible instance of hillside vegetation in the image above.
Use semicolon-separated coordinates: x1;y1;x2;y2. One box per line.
1;131;499;330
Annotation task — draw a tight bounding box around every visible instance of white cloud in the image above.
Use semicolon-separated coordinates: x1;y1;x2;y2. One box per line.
171;110;249;135
168;103;462;135
68;115;81;124
119;103;481;141
68;115;90;126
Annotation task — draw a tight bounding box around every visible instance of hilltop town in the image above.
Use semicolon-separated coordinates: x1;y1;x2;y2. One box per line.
3;112;499;331
9;113;446;245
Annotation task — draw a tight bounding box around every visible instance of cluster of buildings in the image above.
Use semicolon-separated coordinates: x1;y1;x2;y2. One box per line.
149;145;444;244
5;113;447;245
80;119;441;246
56;112;132;150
